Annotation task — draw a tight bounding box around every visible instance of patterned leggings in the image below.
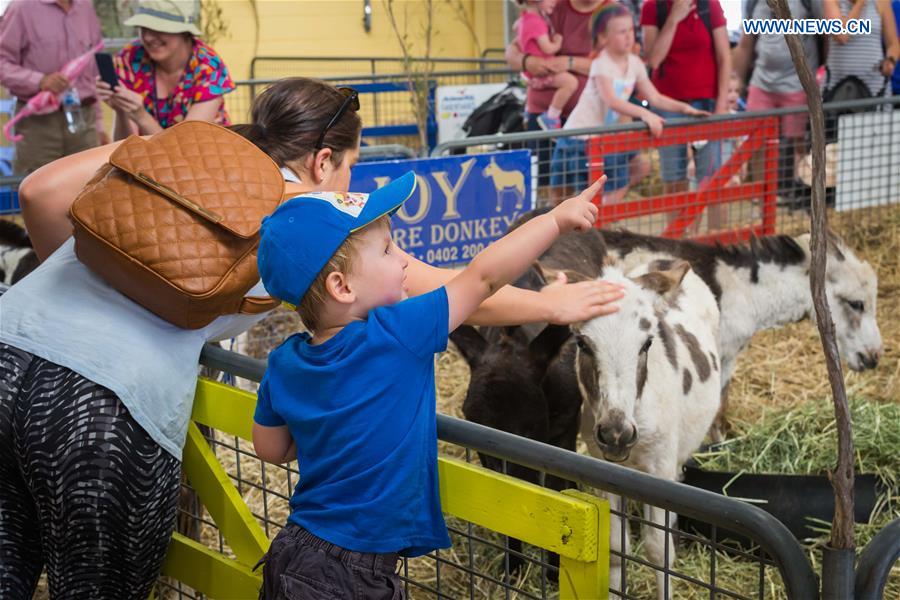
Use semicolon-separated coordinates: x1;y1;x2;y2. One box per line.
0;343;182;600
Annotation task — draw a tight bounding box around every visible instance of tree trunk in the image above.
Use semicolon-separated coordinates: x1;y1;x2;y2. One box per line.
765;0;855;550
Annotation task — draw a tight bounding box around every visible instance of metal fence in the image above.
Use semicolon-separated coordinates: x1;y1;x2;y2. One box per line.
855;518;900;600
431;95;900;243
227;68;518;153
156;345;822;600
249;56;508;82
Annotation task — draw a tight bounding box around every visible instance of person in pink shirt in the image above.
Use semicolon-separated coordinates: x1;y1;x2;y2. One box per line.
0;0;105;175
516;0;579;129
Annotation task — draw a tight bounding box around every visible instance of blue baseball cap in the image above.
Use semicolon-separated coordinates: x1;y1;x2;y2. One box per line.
258;171;417;307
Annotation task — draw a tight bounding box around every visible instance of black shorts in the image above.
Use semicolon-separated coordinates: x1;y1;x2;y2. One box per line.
257;523;404;600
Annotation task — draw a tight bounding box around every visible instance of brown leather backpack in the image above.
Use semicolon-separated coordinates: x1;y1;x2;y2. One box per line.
70;121;286;329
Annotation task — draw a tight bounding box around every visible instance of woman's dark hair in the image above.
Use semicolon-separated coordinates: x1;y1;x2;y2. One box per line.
232;77;362;168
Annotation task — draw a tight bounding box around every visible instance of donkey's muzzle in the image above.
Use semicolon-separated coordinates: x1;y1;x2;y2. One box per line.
595;418;638;462
855;349;881;370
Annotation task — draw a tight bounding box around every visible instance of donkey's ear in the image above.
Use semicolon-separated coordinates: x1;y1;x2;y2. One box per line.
635;259;690;302
535;262;594;284
528;324;572;373
531;262;550;285
512;263;547;290
825;230;846;261
450;325;487;369
795;231;843;262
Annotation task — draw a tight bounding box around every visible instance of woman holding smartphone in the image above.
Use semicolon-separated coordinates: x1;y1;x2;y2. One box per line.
95;0;234;141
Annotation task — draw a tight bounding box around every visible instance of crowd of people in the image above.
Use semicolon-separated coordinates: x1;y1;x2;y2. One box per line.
0;0;233;176
508;0;899;205
0;1;898;599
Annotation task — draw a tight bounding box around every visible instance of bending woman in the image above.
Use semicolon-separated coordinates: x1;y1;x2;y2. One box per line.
0;77;623;599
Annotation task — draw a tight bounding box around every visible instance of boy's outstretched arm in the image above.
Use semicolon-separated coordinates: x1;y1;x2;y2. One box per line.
446;178;604;332
401;250;622;326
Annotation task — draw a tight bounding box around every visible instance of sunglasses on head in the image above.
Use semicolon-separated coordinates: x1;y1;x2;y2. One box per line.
314;87;360;152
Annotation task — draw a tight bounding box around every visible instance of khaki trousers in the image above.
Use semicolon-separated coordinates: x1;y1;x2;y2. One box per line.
12;102;98;175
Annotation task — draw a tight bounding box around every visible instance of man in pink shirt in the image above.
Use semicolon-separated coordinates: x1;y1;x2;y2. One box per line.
0;0;104;175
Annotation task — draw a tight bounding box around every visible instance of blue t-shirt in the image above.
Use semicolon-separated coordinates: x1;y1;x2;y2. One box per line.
254;287;451;557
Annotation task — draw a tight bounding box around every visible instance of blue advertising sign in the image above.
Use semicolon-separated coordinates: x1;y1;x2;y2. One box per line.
349;150;532;266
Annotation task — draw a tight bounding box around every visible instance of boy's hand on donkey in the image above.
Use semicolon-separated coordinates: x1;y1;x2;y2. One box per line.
550;176;604;233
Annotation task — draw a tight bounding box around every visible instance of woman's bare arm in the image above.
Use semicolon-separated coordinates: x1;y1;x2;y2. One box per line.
712;27;733;114
19;141;125;260
184;97;224;123
506;38;568;77
880;0;900;64
825;0;868;43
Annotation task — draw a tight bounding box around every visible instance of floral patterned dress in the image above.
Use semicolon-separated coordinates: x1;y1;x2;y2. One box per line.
115;39;235;128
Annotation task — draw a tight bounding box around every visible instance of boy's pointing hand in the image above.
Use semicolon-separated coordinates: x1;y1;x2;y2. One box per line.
551;175;604;233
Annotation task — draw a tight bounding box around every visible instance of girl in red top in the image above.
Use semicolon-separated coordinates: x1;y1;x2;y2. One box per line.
641;0;731;196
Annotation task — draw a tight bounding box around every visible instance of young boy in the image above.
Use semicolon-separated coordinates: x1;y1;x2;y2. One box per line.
252;171;605;598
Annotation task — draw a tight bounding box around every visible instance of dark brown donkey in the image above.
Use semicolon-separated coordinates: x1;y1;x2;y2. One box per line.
449;228;607;576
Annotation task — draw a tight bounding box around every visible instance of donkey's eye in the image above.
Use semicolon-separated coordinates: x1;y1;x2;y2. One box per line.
846;299;864;312
575;337;592;354
640;337;653;354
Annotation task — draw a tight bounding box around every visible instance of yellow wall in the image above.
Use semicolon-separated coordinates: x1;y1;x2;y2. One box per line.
3;1;508;157
212;0;506;81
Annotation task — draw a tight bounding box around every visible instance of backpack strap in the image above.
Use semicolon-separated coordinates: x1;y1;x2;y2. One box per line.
233;189;301;317
239;295;281;315
658;0;712;36
698;0;712;35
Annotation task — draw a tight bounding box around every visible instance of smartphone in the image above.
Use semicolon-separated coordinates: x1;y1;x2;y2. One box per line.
95;52;118;90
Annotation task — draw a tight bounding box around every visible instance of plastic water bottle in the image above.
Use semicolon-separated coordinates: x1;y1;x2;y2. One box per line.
62;88;86;134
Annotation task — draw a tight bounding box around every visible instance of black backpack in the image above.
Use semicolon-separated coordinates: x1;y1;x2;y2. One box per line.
462;84;525;139
822;73;887;143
